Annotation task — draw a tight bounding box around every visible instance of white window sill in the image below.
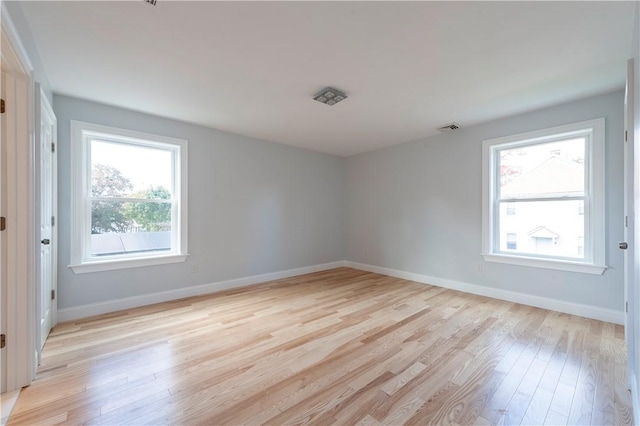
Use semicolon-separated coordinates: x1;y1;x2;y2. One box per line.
482;253;606;275
69;253;189;274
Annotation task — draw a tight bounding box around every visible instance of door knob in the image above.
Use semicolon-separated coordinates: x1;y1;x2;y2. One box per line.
619;242;628;250
41;239;50;245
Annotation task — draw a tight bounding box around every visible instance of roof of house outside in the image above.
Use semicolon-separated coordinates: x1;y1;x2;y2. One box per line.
501;156;584;199
527;226;560;239
91;231;170;256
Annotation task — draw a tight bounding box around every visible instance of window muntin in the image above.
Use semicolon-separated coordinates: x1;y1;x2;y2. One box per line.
71;121;188;273
482;118;606;275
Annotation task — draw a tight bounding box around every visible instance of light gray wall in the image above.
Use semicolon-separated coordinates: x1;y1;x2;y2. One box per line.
346;90;625;312
54;95;347;309
3;1;52;102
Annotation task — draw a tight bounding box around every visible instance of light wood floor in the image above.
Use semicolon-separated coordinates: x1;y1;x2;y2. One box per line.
9;268;632;425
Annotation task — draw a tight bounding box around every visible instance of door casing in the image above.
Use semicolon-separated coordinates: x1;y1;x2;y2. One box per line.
1;6;37;392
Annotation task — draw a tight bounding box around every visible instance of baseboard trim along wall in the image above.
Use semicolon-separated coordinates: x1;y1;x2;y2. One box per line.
57;261;345;322
59;260;625;325
344;261;625;325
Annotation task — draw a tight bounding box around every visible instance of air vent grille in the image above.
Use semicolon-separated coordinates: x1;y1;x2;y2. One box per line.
313;87;348;106
437;123;460;132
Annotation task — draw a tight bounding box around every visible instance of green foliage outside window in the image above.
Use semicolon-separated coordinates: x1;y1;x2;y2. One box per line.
91;164;171;234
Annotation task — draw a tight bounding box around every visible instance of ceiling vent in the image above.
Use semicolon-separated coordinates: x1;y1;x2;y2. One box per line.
313;87;348;106
437;123;460;132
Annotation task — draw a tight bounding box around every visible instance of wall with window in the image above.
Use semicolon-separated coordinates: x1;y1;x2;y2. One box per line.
54;95;347;310
346;90;624;312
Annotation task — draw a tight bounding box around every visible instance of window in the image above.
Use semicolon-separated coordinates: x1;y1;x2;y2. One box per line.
578;236;585;257
70;121;188;273
482;118;606;274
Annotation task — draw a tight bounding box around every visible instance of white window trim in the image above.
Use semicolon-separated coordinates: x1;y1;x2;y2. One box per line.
69;121;188;273
481;118;607;275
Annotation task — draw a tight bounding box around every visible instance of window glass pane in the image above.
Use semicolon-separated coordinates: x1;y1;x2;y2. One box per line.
498;200;585;259
499;138;585;199
91;140;173;199
90;200;172;257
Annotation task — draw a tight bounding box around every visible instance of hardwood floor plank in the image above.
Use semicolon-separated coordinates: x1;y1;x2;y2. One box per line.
380;394;426;425
591;355;616;426
7;267;629;426
520;387;554;425
544;409;569;425
380;361;427;396
549;382;575;418
566;336;598;424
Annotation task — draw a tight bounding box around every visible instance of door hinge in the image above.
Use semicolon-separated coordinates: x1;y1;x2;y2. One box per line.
51;289;55;300
51;142;55;153
625;130;628;142
626;301;629;313
0;216;5;231
0;334;5;349
626;215;628;227
1;99;5;114
51;216;55;227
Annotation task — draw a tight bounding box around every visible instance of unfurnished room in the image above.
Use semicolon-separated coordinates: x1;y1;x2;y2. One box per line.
1;1;640;425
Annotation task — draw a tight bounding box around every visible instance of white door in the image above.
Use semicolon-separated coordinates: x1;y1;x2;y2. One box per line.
38;88;57;353
38;89;56;353
623;58;636;383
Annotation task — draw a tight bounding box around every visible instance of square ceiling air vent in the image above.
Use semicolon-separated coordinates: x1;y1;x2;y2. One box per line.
437;123;461;132
313;87;348;106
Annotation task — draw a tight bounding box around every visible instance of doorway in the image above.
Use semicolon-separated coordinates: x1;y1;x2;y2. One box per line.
36;87;57;358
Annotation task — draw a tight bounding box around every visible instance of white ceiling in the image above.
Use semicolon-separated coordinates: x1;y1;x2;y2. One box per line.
20;1;635;156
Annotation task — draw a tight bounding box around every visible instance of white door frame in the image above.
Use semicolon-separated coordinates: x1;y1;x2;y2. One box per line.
1;5;37;392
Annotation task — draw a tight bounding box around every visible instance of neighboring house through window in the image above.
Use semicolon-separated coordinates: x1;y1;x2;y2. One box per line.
70;121;188;273
482;118;606;274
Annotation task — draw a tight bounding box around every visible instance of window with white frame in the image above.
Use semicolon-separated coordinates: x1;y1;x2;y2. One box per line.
482;118;606;275
70;121;188;273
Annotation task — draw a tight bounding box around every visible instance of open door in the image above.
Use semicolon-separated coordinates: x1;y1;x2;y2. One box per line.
36;86;57;358
623;58;636;387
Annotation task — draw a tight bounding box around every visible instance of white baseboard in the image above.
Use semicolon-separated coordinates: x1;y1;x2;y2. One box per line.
344;261;625;325
59;259;625;325
58;261;345;322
